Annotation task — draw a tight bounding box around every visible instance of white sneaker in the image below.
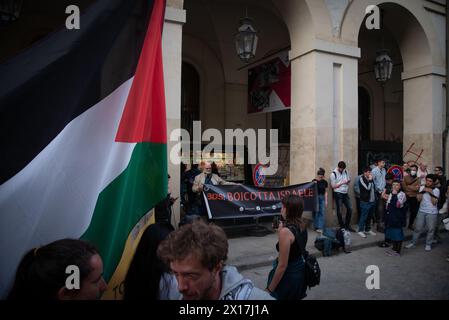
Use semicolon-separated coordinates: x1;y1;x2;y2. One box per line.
358;231;367;238
366;230;377;236
405;243;416;249
425;245;432;251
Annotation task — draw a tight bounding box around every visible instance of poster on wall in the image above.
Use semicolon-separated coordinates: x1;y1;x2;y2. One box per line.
247;50;291;114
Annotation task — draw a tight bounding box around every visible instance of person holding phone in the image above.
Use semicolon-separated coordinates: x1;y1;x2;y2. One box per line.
330;161;354;231
357;167;377;238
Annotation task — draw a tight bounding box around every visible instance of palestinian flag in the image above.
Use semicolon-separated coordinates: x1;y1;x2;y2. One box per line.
0;0;168;299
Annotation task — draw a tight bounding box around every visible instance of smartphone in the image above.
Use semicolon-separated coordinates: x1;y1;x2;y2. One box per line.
273;216;280;229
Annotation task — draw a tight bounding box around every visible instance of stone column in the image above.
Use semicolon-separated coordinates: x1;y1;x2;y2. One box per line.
402;69;446;170
289;40;360;225
162;6;186;228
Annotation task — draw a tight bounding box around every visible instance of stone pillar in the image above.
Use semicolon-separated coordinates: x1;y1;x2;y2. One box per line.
289;40;360;225
162;6;186;228
402;70;446;170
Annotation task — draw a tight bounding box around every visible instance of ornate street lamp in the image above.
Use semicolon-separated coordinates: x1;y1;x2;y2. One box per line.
374;49;393;83
374;49;393;140
0;0;23;25
234;10;258;63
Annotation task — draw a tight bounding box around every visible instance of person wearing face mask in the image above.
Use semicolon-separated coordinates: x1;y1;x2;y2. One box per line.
402;164;420;230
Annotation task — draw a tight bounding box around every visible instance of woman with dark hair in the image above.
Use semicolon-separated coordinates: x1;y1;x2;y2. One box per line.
8;239;107;300
266;195;307;300
123;222;179;300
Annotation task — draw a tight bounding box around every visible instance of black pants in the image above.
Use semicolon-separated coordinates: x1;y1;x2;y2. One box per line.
374;192;384;224
391;241;403;254
334;192;352;229
407;197;419;228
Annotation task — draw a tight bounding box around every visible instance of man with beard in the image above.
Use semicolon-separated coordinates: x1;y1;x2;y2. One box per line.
192;161;237;217
157;220;273;300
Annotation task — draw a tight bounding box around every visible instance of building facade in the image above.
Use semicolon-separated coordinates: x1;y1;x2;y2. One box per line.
162;0;448;226
1;0;444;227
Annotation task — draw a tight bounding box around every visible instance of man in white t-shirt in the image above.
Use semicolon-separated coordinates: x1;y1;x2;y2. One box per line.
405;174;440;251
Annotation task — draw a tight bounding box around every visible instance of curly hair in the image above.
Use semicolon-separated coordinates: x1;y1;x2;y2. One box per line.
281;194;305;230
157;220;228;271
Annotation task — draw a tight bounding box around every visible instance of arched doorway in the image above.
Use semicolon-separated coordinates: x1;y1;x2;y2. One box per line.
357;3;411;171
358;86;371;143
352;1;444;170
181;61;200;136
181;0;291;183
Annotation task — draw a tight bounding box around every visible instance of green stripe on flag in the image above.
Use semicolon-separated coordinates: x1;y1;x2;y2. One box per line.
81;142;167;281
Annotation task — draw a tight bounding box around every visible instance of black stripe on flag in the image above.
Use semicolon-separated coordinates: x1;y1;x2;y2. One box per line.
0;0;155;184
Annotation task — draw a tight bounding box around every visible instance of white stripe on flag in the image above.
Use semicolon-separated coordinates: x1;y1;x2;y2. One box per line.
0;77;136;297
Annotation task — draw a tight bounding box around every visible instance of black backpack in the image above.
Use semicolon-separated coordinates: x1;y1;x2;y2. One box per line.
288;225;321;289
303;252;321;289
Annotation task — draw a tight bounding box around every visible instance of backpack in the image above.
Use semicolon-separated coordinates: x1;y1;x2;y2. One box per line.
288;225;321;289
315;230;344;257
301;250;321;289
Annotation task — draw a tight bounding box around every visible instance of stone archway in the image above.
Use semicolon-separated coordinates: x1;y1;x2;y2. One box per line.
343;1;446;169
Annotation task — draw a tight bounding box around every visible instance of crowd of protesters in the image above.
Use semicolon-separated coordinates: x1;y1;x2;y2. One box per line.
6;159;448;301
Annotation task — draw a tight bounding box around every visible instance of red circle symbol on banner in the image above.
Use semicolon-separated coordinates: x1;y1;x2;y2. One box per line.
253;163;267;186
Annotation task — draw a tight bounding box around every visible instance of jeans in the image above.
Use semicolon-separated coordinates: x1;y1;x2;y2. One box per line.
358;201;375;232
334;192;353;229
313;194;326;230
411;211;438;246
